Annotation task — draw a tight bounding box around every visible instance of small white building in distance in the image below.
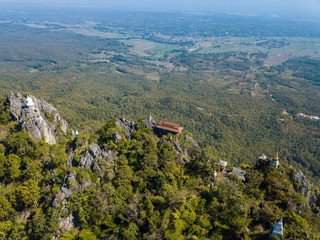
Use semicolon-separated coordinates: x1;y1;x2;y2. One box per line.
24;96;35;108
258;154;267;161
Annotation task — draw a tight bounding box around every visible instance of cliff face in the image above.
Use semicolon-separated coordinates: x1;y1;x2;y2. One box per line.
7;92;68;145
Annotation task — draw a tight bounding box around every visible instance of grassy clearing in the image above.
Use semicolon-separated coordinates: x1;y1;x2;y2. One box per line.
122;39;179;58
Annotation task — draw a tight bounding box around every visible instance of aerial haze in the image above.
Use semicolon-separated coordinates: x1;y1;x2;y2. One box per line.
1;0;320;19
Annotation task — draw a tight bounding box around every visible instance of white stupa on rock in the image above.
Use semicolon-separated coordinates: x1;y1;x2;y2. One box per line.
25;96;35;107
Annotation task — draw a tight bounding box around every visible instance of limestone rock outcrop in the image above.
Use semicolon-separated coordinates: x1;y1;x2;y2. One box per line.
7;92;68;145
291;170;320;211
59;215;75;233
291;171;310;195
78;143;115;169
52;187;71;208
141;115;156;128
174;139;183;153
116;118;138;138
113;132;122;143
185;134;199;148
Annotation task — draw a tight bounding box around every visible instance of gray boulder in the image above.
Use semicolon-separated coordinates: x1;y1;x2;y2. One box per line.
113;132;122;143
66;153;74;167
80;180;92;190
89;143;115;164
66;172;76;189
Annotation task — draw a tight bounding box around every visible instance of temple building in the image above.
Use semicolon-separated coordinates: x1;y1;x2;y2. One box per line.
270;152;279;168
155;121;184;134
228;167;246;181
269;219;283;239
213;170;217;178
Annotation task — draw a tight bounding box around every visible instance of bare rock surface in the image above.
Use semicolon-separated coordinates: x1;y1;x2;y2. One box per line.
116;117;138;138
59;215;75;233
141;115;156;128
113;132;122;143
78;151;94;169
185;134;199;148
291;170;320;211
7;92;68;145
52;188;70;208
78;143;115;170
174;139;183;153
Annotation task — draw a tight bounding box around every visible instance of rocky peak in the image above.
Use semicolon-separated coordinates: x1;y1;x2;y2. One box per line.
141;115;156;128
7;92;68;145
116;117;138;138
78;143;115;171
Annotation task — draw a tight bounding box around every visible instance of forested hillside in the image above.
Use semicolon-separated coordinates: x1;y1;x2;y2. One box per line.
1;10;320;187
0;9;320;227
1;94;320;239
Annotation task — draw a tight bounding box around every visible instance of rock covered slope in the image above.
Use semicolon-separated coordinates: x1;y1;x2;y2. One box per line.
1;93;320;239
8;92;68;144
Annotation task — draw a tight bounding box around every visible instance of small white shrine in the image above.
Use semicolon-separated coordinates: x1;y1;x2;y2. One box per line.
24;96;35;107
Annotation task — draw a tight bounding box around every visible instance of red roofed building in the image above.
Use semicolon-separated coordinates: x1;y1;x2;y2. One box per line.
155;121;184;134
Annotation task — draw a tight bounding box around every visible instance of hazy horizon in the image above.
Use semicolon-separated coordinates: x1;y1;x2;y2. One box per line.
1;0;320;20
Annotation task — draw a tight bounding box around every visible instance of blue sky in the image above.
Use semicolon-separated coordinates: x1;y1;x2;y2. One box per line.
1;0;320;19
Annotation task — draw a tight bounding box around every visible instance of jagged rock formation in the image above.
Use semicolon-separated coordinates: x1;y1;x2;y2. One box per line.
291;171;320;211
52;171;85;235
116;118;138;138
7;92;68;145
54;142;116;204
291;171;310;195
113;132;122;143
52;171;93;209
173;139;192;165
78;143;115;171
52;141;117;235
185;134;199;148
59;215;75;233
173;139;183;153
52;186;72;208
141;115;156;128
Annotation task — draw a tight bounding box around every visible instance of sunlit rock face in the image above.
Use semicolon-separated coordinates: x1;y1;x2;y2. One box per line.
8;92;68;145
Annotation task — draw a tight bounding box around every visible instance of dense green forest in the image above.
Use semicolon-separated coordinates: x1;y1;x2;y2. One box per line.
1;94;320;239
0;19;320;185
1;9;320;238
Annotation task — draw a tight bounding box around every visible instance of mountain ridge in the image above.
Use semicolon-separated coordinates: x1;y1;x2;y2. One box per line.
0;92;320;239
